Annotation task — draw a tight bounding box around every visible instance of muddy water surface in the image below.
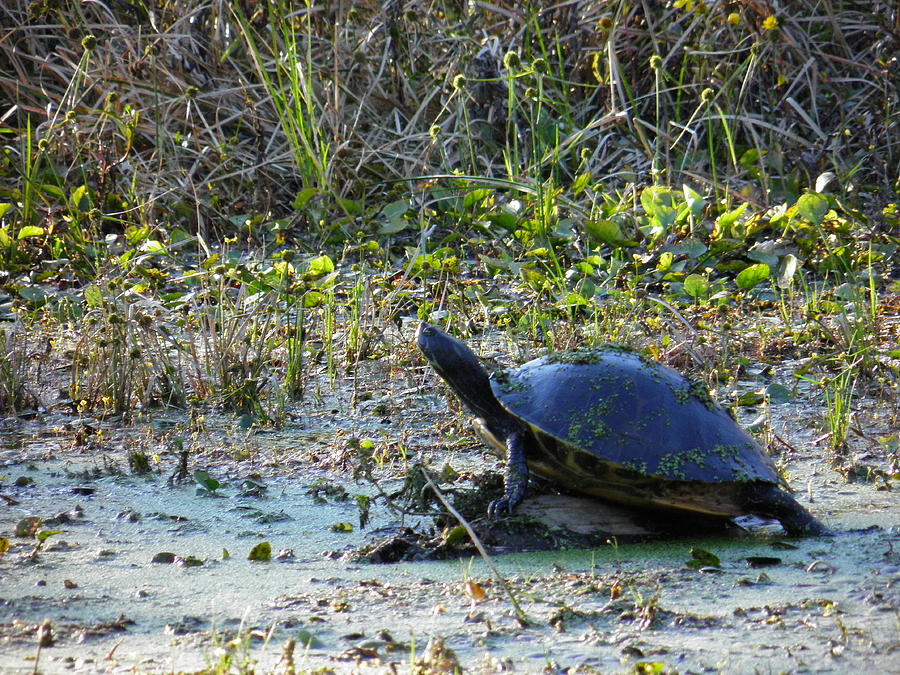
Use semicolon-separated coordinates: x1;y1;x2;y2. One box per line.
1;401;898;674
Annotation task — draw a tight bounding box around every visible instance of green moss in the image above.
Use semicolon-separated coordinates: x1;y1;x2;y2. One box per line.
547;344;636;366
673;387;692;404
709;444;743;461
621;458;650;475
565;400;614;444
656;446;709;480
493;371;527;394
688;378;717;410
566;418;583;443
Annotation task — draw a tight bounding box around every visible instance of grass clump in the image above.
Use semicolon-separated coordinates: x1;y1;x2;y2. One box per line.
0;1;895;453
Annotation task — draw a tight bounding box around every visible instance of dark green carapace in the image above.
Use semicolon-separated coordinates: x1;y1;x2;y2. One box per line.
495;352;768;484
416;323;827;536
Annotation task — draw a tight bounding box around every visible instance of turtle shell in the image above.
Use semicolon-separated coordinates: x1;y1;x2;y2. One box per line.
490;346;779;490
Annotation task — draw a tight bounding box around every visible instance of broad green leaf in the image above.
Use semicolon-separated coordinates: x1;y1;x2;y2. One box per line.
70;184;90;212
0;203;12;219
485;211;517;232
657;251;673;272
738;147;763;175
38;183;65;200
302;290;324;307
776;254;798;288
525;247;550;259
682;184;706;219
170;227;191;243
193;469;220;492
272;260;295;277
555;218;577;239
337;198;362;216
746;250;778;267
292;188;317;210
443;525;468;546
248;541;271;561
735;263;770;289
737;390;766;406
463;189;491;209
520;267;548;290
683;273;709;299
713;202;749;238
686;547;721;569
767;203;790;229
84;285;104;307
381;199;410;221
640;186;677;233
668;238;707;259
572;172;591;196
139;240;164;255
766;383;794;403
584;219;624;245
17;286;48;304
640;186;679;216
125;225;151;246
17;225;45;239
560;291;588;308
15;517;42;537
796;192;828;225
572;261;594;275
305;255;335;278
330;522;353;532
36;529;63;543
376;218;409;235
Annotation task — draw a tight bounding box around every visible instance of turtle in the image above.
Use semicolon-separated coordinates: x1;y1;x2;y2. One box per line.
416;322;827;536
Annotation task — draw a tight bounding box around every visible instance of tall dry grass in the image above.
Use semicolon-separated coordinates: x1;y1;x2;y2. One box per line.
1;1;896;244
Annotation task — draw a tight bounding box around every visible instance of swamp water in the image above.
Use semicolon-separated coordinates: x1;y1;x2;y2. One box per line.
1;402;897;674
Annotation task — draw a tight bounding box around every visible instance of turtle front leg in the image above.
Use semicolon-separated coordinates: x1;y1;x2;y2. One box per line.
487;432;529;516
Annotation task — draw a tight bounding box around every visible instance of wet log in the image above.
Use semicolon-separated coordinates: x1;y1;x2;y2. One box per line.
513;493;731;540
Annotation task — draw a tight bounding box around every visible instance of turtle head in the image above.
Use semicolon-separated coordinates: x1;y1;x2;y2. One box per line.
416;322;505;420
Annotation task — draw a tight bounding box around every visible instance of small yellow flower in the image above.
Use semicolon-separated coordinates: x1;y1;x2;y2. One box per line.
727;12;740;25
762;15;778;30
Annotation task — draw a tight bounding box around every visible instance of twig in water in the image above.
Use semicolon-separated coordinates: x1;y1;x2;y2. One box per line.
422;469;529;626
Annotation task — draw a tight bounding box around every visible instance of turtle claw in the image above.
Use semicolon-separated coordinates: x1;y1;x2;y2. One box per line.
487;497;513;518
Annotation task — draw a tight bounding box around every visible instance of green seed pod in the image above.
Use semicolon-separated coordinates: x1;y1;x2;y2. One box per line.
503;51;521;71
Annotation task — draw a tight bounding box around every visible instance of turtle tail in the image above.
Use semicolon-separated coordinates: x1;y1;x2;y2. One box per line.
743;483;830;537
